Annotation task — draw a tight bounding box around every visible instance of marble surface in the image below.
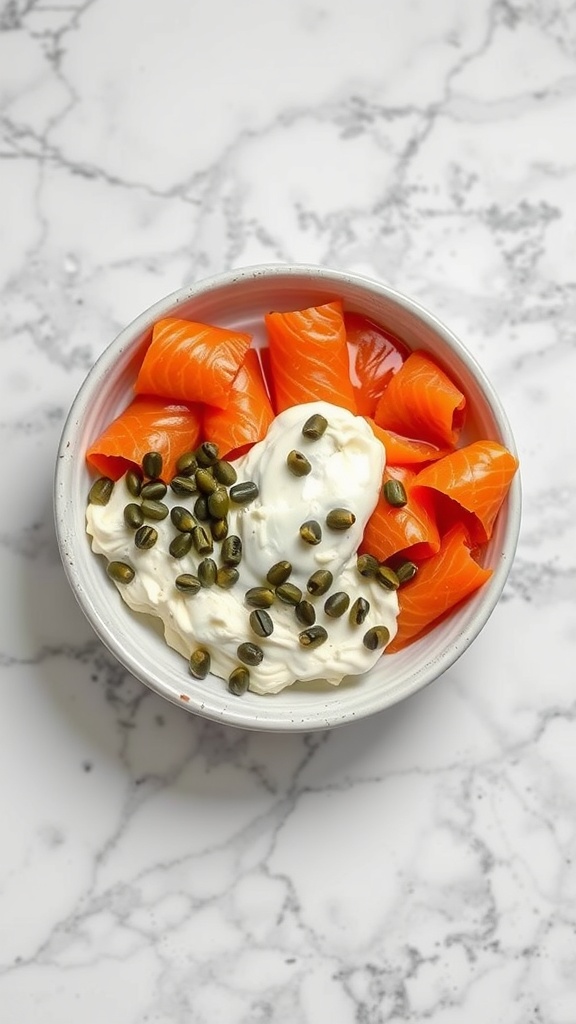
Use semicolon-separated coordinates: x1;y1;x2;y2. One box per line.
1;0;575;1020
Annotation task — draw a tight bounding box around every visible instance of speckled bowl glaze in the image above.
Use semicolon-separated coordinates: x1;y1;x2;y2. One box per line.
54;265;521;732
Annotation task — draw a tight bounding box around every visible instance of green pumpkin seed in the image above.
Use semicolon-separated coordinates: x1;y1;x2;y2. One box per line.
298;625;328;649
302;413;328;441
141;499;169;521
142;451;162;480
176;451;198;477
216;566;239;589
134;525;158;549
194;495;209;521
237;642;264;666
363;625;391;651
210;517;229;542
229;481;259;505
228;666;249;696
326;508;356;531
266;560;292;587
189;648;210;677
275;582;302;606
349;596;370;625
300;520;322;545
245;587;275;609
396;560;418;585
176;573;201;594
140;479;167;500
376;565;400;591
207;487;230;519
198;558;217;587
125;470;142;498
213;459;237;486
170;506;196;532
195;441;219;467
295;600;315;626
170;475;198;497
88;476;114;506
192;525;213;555
306;569;333;597
383;478;408;508
195;467;218;495
221;535;242;566
249;609;274;637
324;591;350;618
356;553;379;578
169;532;193;558
287;450;312;477
106;560;134;584
123;502;144;530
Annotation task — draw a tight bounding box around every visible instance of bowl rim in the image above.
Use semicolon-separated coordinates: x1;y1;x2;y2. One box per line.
54;263;521;731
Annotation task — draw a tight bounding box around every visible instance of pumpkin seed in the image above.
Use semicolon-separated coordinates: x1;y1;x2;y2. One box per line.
192;525;213;555
170;475;198;497
221;535;242;566
176;451;198;477
196;441;219;467
123;502;144;530
170;506;196;532
306;569;333;597
249;609;273;637
396;560;418;585
125;470;142;498
275;582;302;606
213;459;237;486
349;596;370;625
176;573;201;594
207;487;230;519
228;666;249;696
210;517;229;542
198;558;217;587
363;625;391;651
324;591;350;618
194;495;209;521
356;553;379;578
169;532;193;558
376;565;400;591
383;478;408;507
106;560;134;584
298;625;328;649
134;525;158;549
302;413;328;440
216;566;239;589
88;476;114;506
237;642;264;666
195;467;218;495
245;587;275;609
300;520;322;545
189;648;210;677
287;450;312;477
140;479;167;500
141;499;169;521
229;481;259;505
266;560;292;587
142;451;162;479
326;508;356;531
295;600;315;626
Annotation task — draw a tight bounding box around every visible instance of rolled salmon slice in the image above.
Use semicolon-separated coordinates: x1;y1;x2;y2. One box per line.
360;464;441;563
202;349;275;459
374;350;466;447
366;419;452;467
134;318;252;409
386;523;493;653
265;301;357;414
86;395;203;482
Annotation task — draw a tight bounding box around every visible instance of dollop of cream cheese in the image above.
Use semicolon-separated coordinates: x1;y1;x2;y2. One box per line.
86;402;398;694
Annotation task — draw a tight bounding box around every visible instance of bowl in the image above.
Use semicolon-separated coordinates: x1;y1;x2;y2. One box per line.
54;264;521;732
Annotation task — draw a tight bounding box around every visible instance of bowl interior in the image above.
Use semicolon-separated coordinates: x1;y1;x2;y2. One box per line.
55;266;520;731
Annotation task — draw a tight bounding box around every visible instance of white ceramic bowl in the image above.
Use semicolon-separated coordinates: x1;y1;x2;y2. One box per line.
54;265;521;732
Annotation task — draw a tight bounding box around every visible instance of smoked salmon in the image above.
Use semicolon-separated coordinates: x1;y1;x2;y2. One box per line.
265;301;357;414
134;318;252;409
367;419;451;467
414;440;519;545
202;349;275;459
345;312;409;417
386;523;493;652
360;464;441;563
86;395;202;482
374;351;466;447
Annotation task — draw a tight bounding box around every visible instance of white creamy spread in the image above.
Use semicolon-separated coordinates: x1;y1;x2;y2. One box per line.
86;402;398;694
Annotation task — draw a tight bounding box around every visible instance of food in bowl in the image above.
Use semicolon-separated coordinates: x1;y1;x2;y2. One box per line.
84;299;518;697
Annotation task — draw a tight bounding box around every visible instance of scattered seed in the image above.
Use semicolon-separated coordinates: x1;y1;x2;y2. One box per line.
356;553;379;578
208;487;230;519
298;625;328;649
194;495;209;521
192;525;213;555
326;508;356;531
383;478;408;507
287;450;312;477
169;532;193;558
196;441;219;467
237;642;264;666
349;596;370;625
228;666;249;696
324;591;350;618
216;566;239;589
140;479;167;500
275;582;302;606
123;502;144;530
221;535;242;566
306;569;333;597
249;609;274;637
396;560;418;585
300;520;322;545
198;558;217;587
213;460;238;486
295;600;315;626
195;467;218;495
142;451;162;479
170;506;196;532
134;525;158;550
176;573;201;594
88;477;114;506
106;560;134;584
141;499;169;521
125;470;142;498
176;451;198;477
376;565;400;591
170;475;198;497
245;587;275;609
302;413;328;440
210;517;229;542
229;481;259;505
363;625;391;650
266;560;292;587
189;648;210;677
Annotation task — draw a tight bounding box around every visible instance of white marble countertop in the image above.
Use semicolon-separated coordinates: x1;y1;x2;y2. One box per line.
1;1;575;1021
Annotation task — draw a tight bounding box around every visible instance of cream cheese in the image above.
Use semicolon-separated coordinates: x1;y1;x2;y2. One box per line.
86;402;398;694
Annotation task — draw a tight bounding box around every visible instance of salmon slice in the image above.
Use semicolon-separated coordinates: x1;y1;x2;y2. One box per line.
86;395;202;482
413;440;519;545
374;350;466;447
360;464;441;563
366;419;451;467
202;349;275;459
386;523;493;653
345;312;409;417
134;318;252;409
265;301;357;413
